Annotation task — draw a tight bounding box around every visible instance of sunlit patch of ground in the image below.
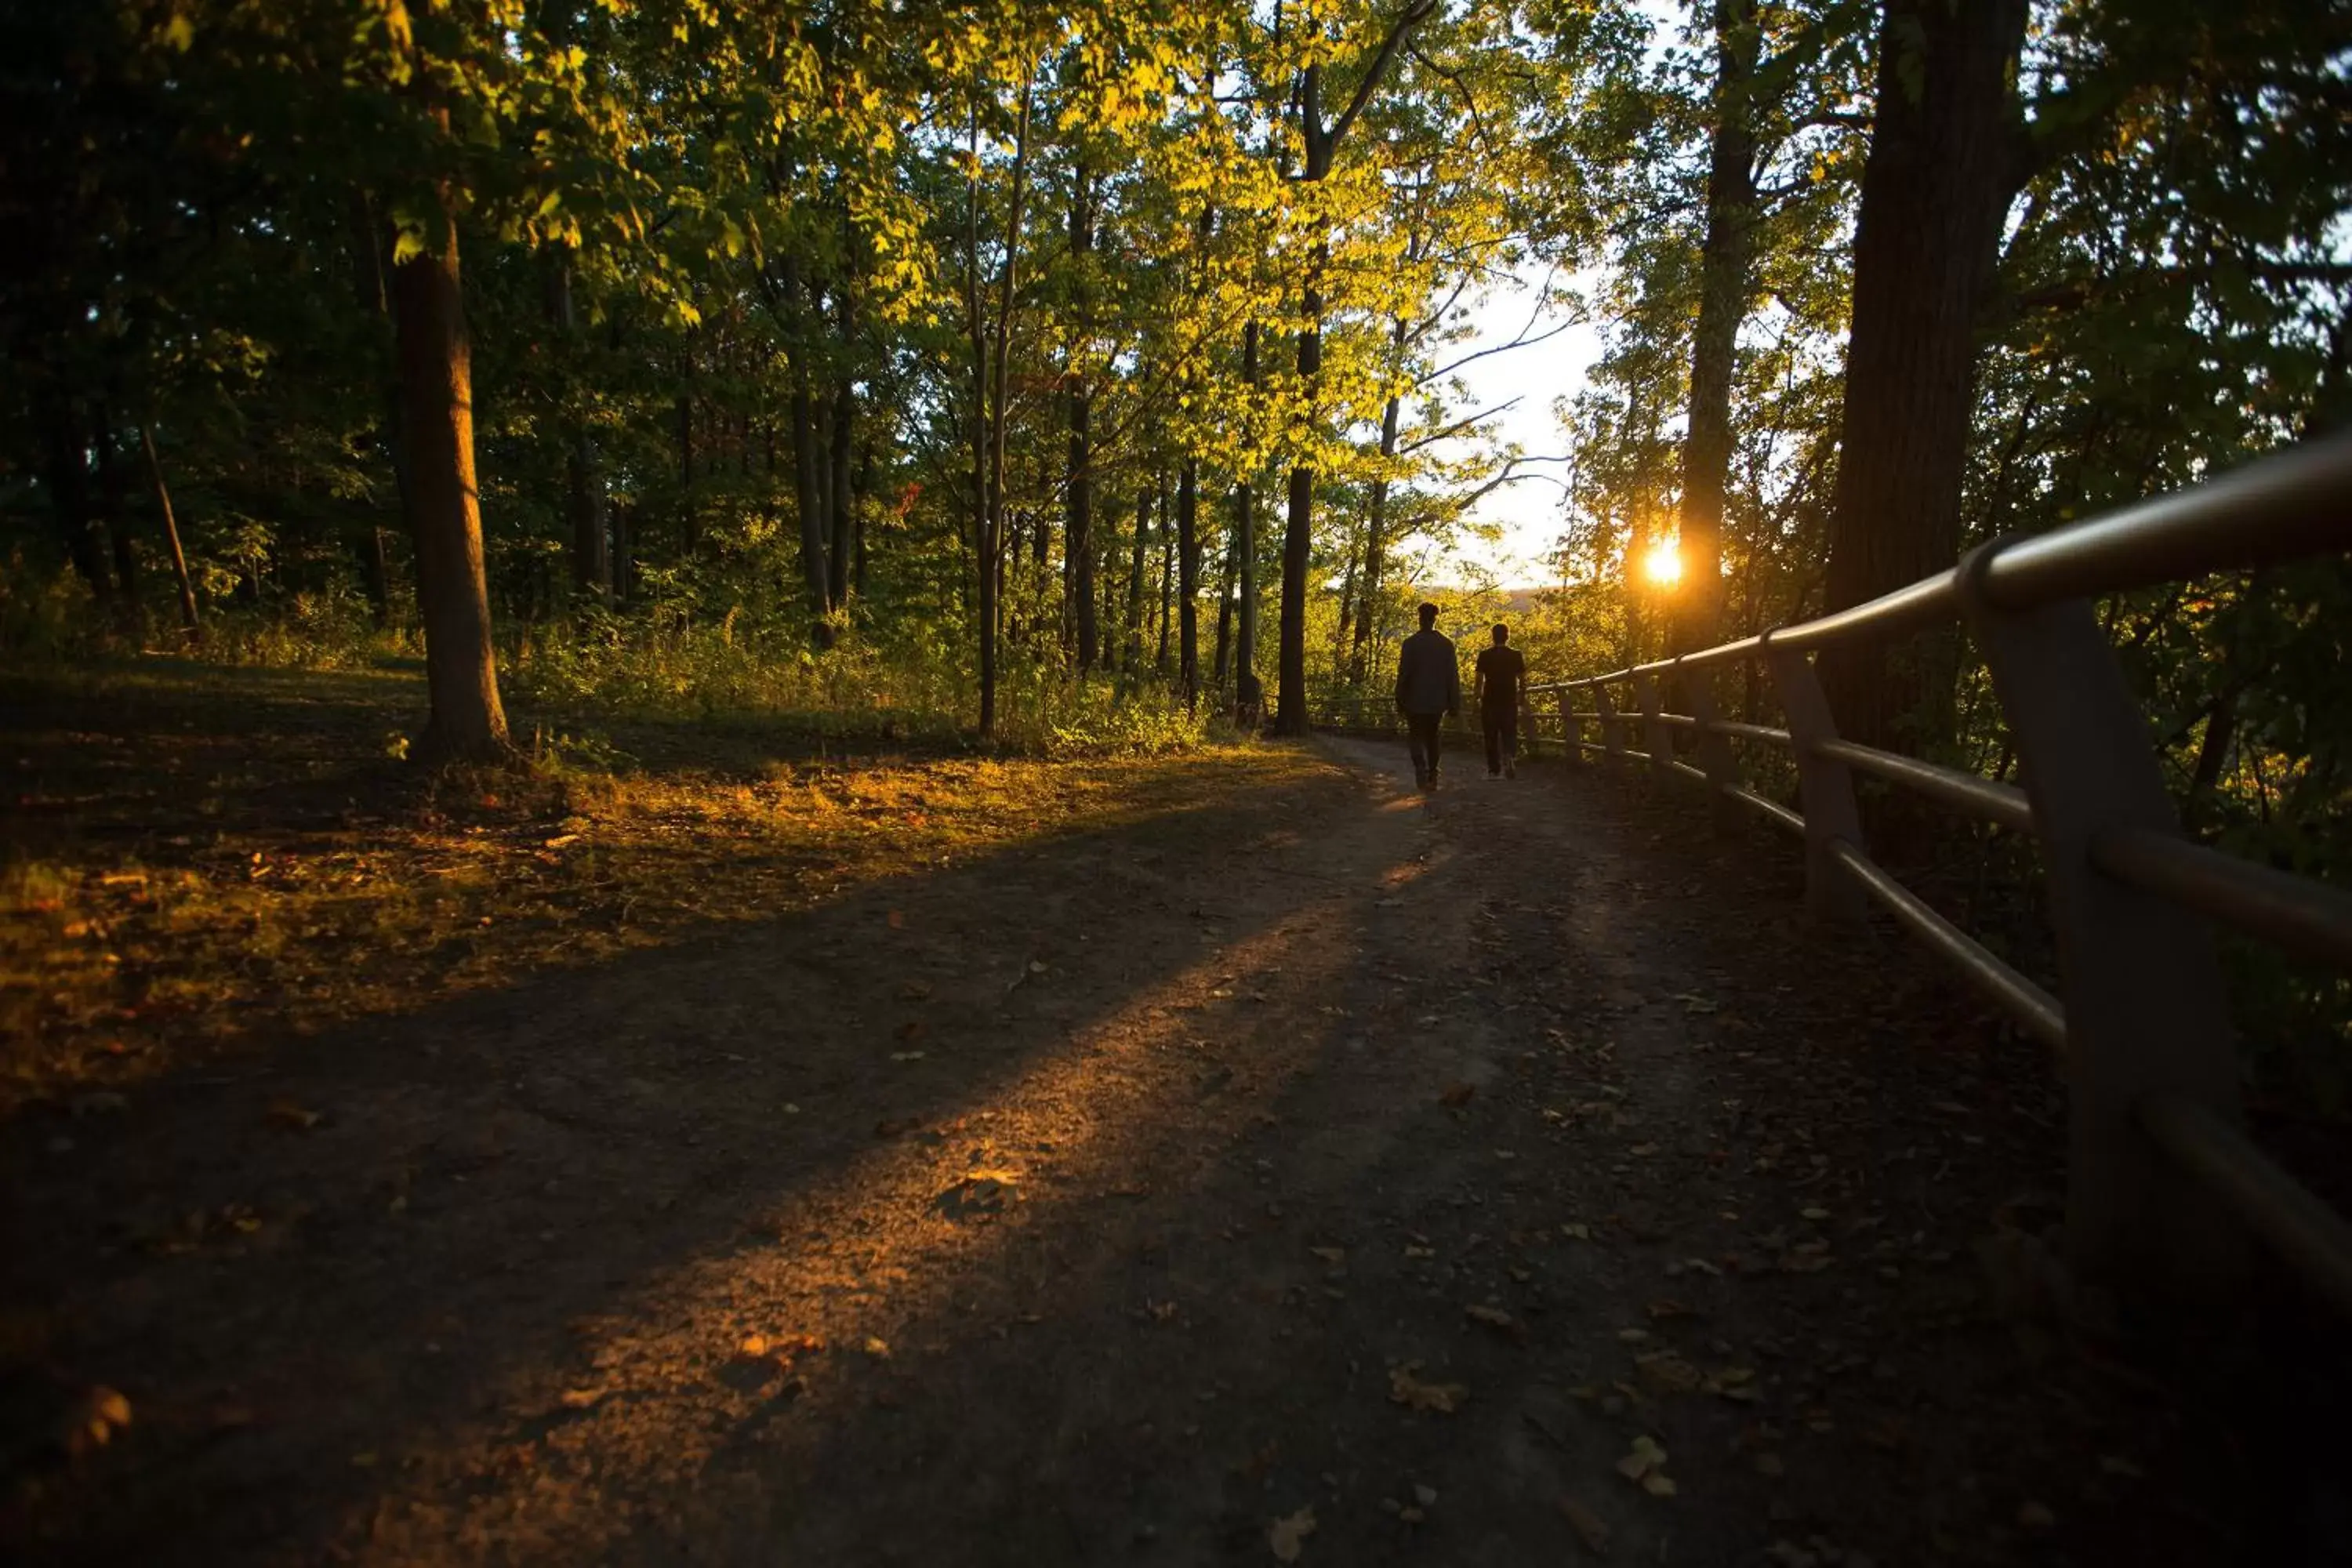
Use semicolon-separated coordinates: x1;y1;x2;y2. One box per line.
1;661;1330;1116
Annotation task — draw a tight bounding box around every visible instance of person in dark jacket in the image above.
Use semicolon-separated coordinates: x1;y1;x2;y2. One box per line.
1473;622;1527;779
1393;601;1461;790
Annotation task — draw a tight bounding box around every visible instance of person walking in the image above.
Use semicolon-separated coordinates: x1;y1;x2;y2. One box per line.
1394;601;1460;791
1473;622;1527;779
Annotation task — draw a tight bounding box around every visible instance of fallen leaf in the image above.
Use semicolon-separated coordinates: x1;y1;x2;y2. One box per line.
862;1337;891;1359
265;1100;322;1131
886;909;906;929
1269;1504;1317;1563
65;1385;132;1454
1388;1364;1467;1414
1439;1082;1475;1107
1559;1497;1610;1555
1308;1246;1346;1265
1465;1304;1516;1329
559;1387;604;1410
1615;1435;1669;1486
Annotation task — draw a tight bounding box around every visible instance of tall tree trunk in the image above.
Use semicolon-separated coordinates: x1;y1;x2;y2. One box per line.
1177;457;1200;707
1156;471;1174;673
1069;379;1096;668
390;198;512;764
1236;321;1260;717
139;423;201;640
783;256;832;638
1212;502;1237;693
1675;0;1759;655
1351;382;1403;676
93;408;142;636
853;441;873;599
44;397;112;610
350;189;406;626
1820;0;2029;750
828;289;856;610
545;246;610;601
675;379;697;557
1276;260;1322;731
1126;486;1150;673
612;502;632;604
1272;5;1431;734
982;76;1036;735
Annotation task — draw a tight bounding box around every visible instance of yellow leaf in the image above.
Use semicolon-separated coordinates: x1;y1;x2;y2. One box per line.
1268;1504;1316;1563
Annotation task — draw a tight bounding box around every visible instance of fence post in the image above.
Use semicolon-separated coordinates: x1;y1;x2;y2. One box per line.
1634;670;1673;786
1958;543;2245;1309
1592;681;1624;775
1763;640;1867;922
1682;662;1744;837
1559;690;1581;766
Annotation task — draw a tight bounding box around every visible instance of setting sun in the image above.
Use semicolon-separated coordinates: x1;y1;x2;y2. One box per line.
1642;539;1683;588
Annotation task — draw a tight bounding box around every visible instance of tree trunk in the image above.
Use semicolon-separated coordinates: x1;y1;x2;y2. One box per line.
1236;321;1260;717
828;290;856;609
1276;260;1323;735
1271;6;1428;731
390;198;512;764
1177;457;1200;707
545;246;609;601
139;423;201;640
1820;0;2029;750
1212;502;1237;693
1352;381;1403;675
350;189;406;626
853;441;873;599
785;256;832;638
93;408;142;636
675;384;697;557
1126;487;1149;673
1069;379;1096;669
1155;472;1173;673
1675;0;1759;655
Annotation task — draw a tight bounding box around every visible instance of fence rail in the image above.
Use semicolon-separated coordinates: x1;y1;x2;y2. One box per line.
1324;433;2352;1320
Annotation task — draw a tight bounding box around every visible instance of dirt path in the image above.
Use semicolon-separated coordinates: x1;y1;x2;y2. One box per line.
4;738;2264;1564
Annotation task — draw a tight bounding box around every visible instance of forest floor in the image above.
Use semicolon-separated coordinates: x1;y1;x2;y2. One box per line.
0;665;2300;1566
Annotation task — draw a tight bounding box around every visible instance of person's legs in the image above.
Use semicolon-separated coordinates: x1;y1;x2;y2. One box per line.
1499;702;1519;776
1483;709;1503;775
1407;713;1443;787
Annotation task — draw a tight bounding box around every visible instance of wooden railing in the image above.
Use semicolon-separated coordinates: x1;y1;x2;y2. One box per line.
1343;435;2352;1318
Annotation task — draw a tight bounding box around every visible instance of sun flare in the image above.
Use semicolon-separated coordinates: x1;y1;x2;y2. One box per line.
1642;539;1683;588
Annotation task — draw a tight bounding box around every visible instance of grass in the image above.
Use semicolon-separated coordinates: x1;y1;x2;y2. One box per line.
1;658;1341;1116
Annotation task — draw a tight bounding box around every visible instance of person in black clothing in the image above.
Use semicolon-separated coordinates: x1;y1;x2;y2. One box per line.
1393;601;1461;790
1473;622;1526;779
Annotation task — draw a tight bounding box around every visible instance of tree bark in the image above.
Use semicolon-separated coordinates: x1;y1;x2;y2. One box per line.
93;408;142;636
350;189;405;626
1066;166;1098;670
390;198;513;764
1177;457;1200;707
1235;321;1260;717
1272;2;1433;735
1675;0;1759;655
1820;0;2030;750
828;288;856;610
1126;486;1150;673
1351;376;1404;675
139;423;201;640
544;246;610;601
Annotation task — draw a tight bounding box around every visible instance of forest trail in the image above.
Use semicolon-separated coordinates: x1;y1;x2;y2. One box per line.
5;737;2252;1565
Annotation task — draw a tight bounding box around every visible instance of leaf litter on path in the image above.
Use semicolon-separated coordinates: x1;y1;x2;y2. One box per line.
1388;1363;1467;1413
1269;1504;1316;1562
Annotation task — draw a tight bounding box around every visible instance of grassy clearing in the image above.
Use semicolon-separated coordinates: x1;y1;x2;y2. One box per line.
1;659;1340;1116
